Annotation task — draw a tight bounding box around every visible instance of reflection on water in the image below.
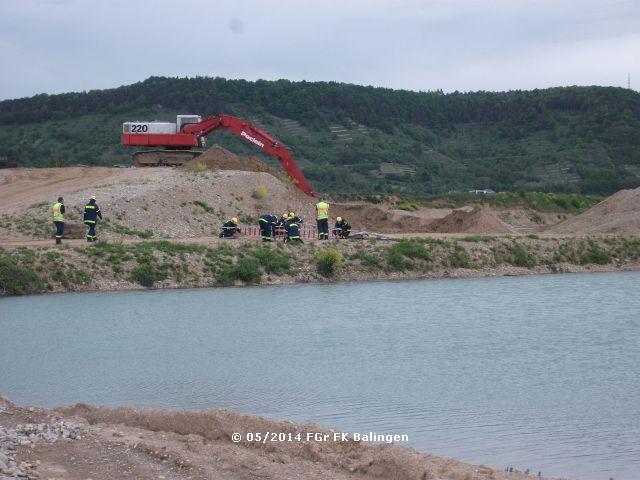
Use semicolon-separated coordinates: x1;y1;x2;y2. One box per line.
1;272;639;480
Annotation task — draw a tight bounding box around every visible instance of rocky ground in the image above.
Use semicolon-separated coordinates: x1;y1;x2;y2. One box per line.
0;396;548;480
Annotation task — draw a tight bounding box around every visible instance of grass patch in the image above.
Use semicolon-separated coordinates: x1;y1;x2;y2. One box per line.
396;202;419;211
249;247;290;275
193;200;215;214
9;215;52;238
459;235;496;242
385;239;432;271
349;249;382;268
423;191;602;213
390;239;432;260
109;223;154;239
580;239;611;265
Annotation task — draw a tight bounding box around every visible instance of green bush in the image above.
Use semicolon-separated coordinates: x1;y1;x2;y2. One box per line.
580;241;611;265
216;266;235;286
193;162;208;173
233;257;262;283
387;250;412;271
316;248;342;277
251;184;269;199
131;263;166;287
507;243;536;268
448;244;472;268
0;256;45;295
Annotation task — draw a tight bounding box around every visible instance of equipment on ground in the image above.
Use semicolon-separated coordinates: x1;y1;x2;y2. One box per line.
0;156;17;169
121;114;317;197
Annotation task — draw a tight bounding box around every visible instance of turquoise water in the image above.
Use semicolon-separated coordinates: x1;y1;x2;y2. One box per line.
1;272;639;480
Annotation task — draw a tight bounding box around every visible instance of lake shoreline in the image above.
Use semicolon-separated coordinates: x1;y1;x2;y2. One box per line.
2;235;640;297
0;395;545;480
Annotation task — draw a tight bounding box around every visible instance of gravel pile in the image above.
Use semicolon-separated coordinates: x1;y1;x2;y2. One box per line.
0;417;85;479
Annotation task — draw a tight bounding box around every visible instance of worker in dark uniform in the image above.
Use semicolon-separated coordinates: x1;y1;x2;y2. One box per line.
52;196;65;245
284;212;304;244
258;213;278;242
83;195;102;242
289;212;303;224
334;216;352;239
275;212;289;240
219;217;241;238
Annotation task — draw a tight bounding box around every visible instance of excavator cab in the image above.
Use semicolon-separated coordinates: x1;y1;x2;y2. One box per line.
176;115;202;130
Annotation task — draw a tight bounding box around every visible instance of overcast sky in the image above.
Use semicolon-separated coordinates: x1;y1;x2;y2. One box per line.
0;0;638;100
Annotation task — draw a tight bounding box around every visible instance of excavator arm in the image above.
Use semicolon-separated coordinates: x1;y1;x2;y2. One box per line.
181;115;317;198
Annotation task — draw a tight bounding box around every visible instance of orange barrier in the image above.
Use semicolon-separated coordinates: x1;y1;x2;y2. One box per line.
241;226;319;239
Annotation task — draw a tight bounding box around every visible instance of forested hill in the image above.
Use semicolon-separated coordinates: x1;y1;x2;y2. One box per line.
1;76;639;195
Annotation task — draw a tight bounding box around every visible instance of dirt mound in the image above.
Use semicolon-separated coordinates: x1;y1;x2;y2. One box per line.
333;203;443;232
180;145;280;177
549;187;640;234
428;205;513;234
334;203;405;232
0;167;135;211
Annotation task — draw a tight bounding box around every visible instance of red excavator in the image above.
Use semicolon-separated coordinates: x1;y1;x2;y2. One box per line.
121;114;317;197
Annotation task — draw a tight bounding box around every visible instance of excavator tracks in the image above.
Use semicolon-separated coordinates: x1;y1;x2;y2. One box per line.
131;150;202;167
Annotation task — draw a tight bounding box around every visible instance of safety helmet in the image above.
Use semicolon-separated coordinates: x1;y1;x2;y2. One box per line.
231;217;238;224
90;195;96;201
282;213;288;218
336;216;342;222
289;212;296;218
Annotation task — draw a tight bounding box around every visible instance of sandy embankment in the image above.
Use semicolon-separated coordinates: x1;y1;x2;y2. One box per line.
0;146;545;243
2;147;640;245
0;396;542;480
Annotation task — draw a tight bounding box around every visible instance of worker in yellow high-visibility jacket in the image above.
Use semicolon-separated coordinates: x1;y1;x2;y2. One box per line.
51;196;65;245
315;198;330;240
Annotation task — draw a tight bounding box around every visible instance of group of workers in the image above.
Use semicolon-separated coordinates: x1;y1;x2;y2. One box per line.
51;194;351;245
219;198;352;243
51;195;102;244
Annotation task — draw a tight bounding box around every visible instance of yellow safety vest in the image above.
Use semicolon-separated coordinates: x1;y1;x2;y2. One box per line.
52;202;64;222
316;201;329;220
